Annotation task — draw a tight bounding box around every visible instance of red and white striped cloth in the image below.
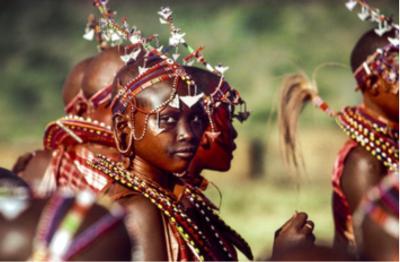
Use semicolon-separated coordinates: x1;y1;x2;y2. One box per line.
50;146;112;194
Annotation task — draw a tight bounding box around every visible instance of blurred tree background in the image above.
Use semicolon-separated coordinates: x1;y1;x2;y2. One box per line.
0;0;397;259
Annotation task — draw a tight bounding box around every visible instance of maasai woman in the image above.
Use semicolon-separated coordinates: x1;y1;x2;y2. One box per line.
85;1;319;259
278;0;398;257
185;66;317;260
0;167;132;261
14;45;126;196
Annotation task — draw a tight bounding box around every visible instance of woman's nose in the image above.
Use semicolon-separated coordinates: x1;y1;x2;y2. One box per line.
177;119;195;143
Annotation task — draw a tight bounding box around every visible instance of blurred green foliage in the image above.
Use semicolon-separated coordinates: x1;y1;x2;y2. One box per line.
0;0;397;143
0;2;397;257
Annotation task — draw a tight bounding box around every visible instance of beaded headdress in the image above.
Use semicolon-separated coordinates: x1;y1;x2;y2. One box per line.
64;84;114;115
345;0;399;93
278;1;399;174
85;0;249;143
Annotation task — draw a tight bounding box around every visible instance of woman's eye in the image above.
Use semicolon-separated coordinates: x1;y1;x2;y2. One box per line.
192;115;204;124
161;116;177;124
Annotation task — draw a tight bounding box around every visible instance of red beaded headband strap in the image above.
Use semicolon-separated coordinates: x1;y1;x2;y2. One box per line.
89;1;245;108
345;0;399;92
111;57;198;115
64;83;114;115
88;0;250;143
354;44;399;93
64;90;86;115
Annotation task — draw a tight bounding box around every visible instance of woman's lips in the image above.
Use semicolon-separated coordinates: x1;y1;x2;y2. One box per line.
173;146;196;159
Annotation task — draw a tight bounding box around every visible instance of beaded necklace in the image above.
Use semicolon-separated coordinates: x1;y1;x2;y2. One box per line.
44;115;114;150
336;106;399;171
183;186;253;260
89;154;242;261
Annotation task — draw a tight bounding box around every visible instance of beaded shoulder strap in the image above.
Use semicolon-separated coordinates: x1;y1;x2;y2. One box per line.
63;198;126;260
353;171;399;242
31;191;95;261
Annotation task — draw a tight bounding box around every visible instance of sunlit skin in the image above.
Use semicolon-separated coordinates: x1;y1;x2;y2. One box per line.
14;47;124;191
125;82;207;188
110;62;209;260
334;29;399;260
0;198;133;261
0;168;132;260
363;77;399;123
184;67;238;176
190;103;237;173
182;67;317;259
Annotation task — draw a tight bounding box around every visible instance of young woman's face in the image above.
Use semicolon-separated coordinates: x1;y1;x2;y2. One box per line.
132;82;207;173
191;104;238;172
365;77;399;122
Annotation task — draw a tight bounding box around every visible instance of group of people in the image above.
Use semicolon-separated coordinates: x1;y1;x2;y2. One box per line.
0;0;398;261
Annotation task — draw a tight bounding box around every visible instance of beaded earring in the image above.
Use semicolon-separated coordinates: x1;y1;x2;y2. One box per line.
113;113;134;156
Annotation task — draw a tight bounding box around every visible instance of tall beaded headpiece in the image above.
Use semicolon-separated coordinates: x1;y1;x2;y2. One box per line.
65;1;122;116
88;0;249;144
345;0;399;94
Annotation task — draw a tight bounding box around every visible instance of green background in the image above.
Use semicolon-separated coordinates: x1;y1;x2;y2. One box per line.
0;0;397;259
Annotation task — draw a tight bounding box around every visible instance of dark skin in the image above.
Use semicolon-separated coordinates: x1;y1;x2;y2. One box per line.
0;168;132;260
12;57;92;181
112;66;207;260
184;67;317;259
15;47;124;191
334;29;399;259
360;206;399;261
0;197;132;260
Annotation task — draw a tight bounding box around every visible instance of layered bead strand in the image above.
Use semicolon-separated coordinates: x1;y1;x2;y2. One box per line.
336;107;399;171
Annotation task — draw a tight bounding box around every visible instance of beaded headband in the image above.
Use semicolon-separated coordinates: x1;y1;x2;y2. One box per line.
64;84;113;115
354;44;399;93
87;0;249;143
345;0;399;92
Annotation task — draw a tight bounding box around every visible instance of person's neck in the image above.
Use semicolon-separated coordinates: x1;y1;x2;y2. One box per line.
82;143;121;161
131;156;178;191
361;99;399;127
187;160;202;178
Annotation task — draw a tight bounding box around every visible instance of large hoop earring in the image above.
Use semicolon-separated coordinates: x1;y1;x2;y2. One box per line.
116;130;134;155
113;113;135;156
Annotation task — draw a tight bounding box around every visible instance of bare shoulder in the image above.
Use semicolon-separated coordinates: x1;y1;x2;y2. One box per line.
18;150;52;185
118;193;168;260
360;207;398;260
341;145;385;212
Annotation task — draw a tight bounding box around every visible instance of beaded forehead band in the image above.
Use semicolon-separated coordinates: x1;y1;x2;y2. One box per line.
87;0;249;142
354;44;399;93
345;0;399;93
64;84;113;115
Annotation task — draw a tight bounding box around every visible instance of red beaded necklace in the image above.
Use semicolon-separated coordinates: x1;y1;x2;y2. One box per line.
89;154;248;261
336;106;399;171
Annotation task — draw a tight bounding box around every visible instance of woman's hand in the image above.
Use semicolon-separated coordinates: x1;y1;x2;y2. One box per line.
271;211;316;259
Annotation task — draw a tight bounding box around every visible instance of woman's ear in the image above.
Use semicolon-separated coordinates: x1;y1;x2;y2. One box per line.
113;113;134;156
365;75;380;96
